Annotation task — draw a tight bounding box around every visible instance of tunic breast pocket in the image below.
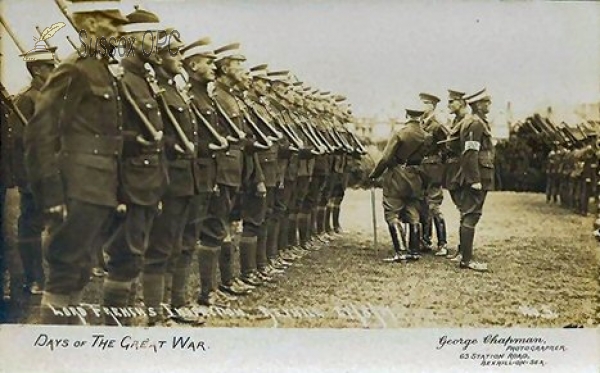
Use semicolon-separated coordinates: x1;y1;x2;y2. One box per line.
88;85;115;124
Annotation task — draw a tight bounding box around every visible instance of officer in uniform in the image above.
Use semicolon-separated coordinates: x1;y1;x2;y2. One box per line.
100;8;169;326
453;88;494;272
417;92;450;256
7;48;57;300
444;89;470;260
24;0;129;324
369;104;429;262
180;38;230;307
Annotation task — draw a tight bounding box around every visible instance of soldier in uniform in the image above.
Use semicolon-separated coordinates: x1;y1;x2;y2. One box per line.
0;47;57;322
416;92;450;256
98;8;169;326
267;73;314;259
199;43;255;298
444;89;470;260
368;104;429;262
451;88;494;272
545;142;559;203
24;0;129;324
8;48;57;299
143;31;204;325
180;38;230;307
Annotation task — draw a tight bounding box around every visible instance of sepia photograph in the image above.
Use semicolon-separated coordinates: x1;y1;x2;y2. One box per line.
0;0;598;371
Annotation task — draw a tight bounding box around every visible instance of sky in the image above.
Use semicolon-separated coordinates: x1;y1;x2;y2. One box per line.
1;0;599;138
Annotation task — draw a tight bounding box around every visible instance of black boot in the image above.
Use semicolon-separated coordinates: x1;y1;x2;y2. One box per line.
332;203;342;233
421;216;433;252
458;226;487;272
383;221;408;262
324;204;333;234
408;224;422;260
433;215;448;256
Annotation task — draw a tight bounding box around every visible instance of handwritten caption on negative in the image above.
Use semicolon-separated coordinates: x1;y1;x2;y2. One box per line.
436;334;568;367
33;333;208;353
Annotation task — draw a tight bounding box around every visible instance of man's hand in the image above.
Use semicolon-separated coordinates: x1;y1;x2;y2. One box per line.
46;204;67;221
471;182;482;191
116;204;127;216
256;182;267;198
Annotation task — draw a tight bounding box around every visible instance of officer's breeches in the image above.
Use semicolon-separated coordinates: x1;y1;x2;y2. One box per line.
458;188;487;229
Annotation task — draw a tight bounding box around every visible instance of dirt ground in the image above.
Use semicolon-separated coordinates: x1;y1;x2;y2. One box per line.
3;189;599;328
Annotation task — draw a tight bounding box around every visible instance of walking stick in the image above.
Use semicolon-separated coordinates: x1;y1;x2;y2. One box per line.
370;186;378;256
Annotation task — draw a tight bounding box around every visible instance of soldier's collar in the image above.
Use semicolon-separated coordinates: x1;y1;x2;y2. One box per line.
31;75;46;90
121;55;148;77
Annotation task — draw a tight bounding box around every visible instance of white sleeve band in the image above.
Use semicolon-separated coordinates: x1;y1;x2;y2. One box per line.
464;140;481;152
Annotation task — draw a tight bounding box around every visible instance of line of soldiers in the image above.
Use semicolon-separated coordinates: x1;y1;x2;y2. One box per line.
506;114;599;215
369;89;495;272
0;0;367;325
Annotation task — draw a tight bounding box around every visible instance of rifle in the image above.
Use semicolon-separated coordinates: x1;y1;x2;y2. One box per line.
0;82;28;126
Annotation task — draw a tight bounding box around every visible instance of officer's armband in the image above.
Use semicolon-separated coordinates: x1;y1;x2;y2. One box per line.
464;141;481;152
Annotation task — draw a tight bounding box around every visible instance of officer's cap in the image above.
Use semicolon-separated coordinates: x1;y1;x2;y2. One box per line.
465;88;491;105
214;43;246;68
405;99;425;118
21;47;58;64
448;89;466;101
181;37;216;60
419;92;440;104
67;0;129;24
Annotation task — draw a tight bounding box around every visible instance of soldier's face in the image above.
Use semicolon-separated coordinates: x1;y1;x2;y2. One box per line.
254;79;269;94
189;56;216;82
422;101;435;115
225;60;245;83
130;31;163;65
448;99;463;114
476;99;492;115
162;51;184;74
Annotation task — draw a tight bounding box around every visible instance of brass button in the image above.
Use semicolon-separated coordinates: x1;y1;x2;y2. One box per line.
116;96;121;101
144;159;150;165
178;107;184;112
95;134;100;138
93;149;99;154
103;93;110;99
146;103;152;109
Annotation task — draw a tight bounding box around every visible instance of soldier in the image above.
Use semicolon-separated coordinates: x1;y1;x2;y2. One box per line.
8;48;57;300
260;71;304;263
545;141;559;203
267;73;315;258
143;31;204;325
416;92;450;256
199;43;255;298
180;38;230;307
368;104;429;262
24;0;129;324
444;89;470;260
0;47;57;322
452;88;494;272
98;8;169;326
